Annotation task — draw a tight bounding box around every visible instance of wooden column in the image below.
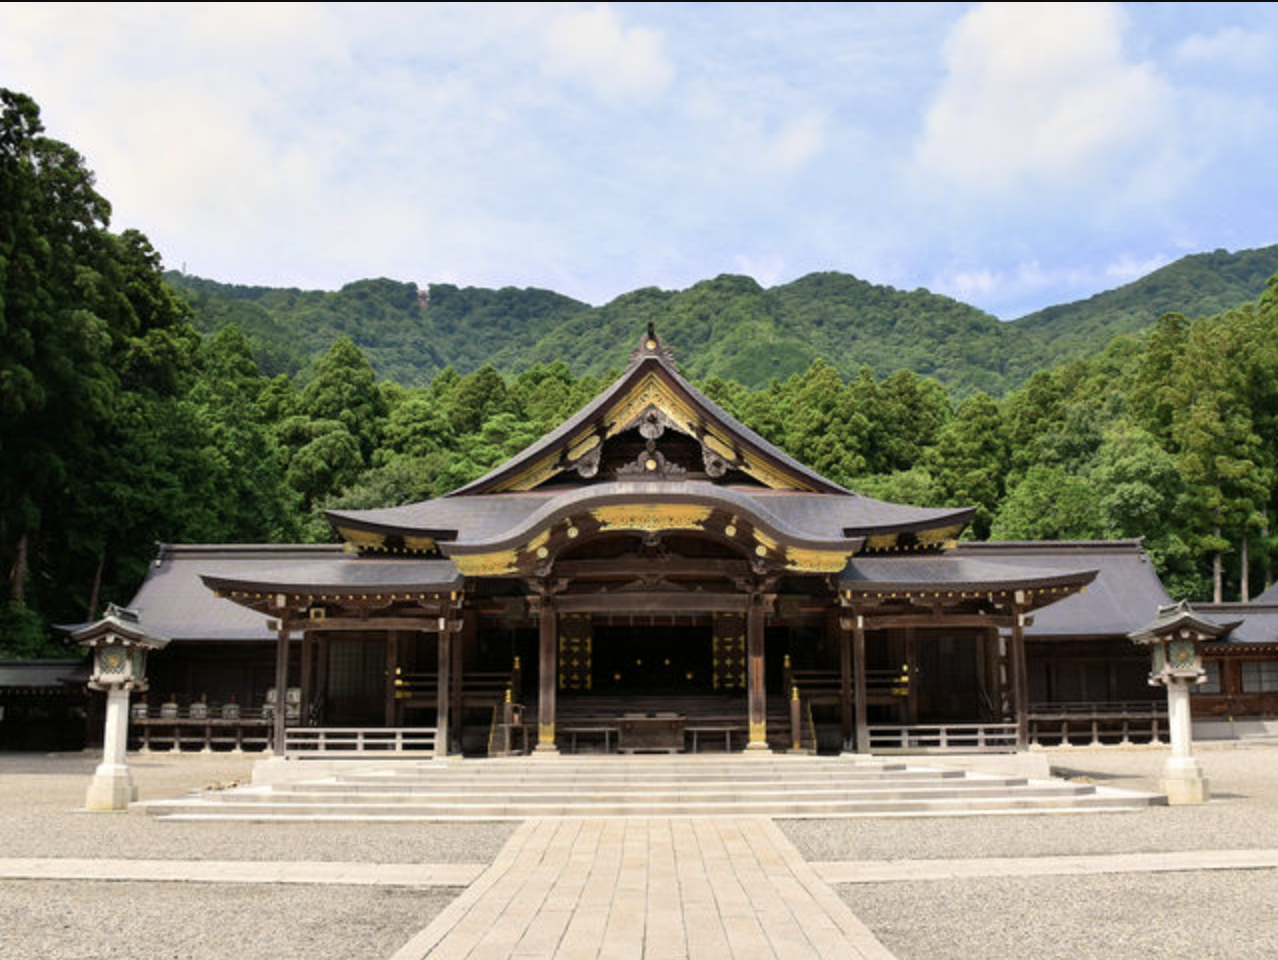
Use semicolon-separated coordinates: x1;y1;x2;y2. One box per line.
299;630;313;726
536;599;558;753
904;627;918;725
434;622;451;759
315;635;329;724
384;631;400;727
746;592;768;750
452;610;475;753
853;613;870;753
838;611;853;751
1010;603;1030;751
272;626;289;754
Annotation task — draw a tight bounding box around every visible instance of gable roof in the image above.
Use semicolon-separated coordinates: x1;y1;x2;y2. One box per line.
326;326;974;551
447;326;850;497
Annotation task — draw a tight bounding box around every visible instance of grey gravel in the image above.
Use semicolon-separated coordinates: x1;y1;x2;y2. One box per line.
782;744;1278;960
779;743;1278;861
0;752;516;863
844;871;1278;960
0;879;456;960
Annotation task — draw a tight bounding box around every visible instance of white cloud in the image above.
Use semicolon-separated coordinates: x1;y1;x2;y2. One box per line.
539;4;674;101
1175;25;1275;67
913;2;1174;196
1104;252;1172;282
930;259;1110;317
765;111;827;171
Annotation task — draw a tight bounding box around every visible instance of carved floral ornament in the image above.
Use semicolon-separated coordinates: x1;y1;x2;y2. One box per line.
485;369;818;493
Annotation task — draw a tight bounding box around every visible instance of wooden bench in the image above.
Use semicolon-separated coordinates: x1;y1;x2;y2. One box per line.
685;722;748;752
560;723;619;754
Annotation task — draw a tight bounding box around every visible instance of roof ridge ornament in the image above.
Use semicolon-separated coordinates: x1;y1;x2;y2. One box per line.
632;322;679;369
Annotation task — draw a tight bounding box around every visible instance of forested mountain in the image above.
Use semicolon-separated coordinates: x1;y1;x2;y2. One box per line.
168;243;1278;395
1011;247;1278;372
4;87;1277;657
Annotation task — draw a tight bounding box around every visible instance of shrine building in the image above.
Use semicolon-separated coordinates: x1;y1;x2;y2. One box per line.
120;327;1278;756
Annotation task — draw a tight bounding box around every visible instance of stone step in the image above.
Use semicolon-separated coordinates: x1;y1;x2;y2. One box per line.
329;766;961;787
140;754;1164;820
244;782;1071;806
145;790;1151;820
270;775;1018;798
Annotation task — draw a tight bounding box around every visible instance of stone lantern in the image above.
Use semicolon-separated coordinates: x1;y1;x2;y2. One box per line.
72;604;169;810
1129;600;1228;804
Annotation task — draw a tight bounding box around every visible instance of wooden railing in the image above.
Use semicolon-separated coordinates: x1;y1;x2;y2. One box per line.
790;668;910;702
130;704;272;752
868;723;1018;753
393;671;512;704
284;726;437;757
1028;702;1167;746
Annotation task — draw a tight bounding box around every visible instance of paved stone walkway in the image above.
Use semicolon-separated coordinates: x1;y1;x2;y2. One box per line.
6;829;1278;959
389;817;895;960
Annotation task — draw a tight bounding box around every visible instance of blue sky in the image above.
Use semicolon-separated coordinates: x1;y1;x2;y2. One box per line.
3;2;1276;319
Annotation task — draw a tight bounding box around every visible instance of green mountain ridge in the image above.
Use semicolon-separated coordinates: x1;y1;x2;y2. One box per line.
167;243;1278;395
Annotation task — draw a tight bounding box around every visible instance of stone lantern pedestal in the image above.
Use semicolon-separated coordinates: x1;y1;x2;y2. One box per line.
1129;601;1227;805
1160;677;1209;804
71;605;169;811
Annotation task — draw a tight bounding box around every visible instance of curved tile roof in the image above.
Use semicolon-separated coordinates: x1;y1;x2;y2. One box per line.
328;485;972;545
952;541;1171;637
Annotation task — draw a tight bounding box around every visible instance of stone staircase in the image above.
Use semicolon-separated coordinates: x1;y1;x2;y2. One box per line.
142;755;1163;820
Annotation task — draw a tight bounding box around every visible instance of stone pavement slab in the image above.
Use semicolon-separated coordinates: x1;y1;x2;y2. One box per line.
813;847;1278;883
390;817;897;960
0;857;483;886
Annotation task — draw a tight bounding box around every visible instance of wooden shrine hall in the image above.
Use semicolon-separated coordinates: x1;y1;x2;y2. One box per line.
125;326;1123;758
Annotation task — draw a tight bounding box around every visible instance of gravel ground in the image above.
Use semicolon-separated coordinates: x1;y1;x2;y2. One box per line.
1;880;455;960
845;870;1278;960
7;745;1277;960
779;744;1278;960
779;743;1278;860
0;751;516;862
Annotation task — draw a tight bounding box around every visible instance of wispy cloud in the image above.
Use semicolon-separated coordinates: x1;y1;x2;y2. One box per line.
0;1;1273;317
912;3;1176;199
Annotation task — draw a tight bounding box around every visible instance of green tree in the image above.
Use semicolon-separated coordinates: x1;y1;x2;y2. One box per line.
990;466;1104;541
300;337;386;459
926;392;1009;538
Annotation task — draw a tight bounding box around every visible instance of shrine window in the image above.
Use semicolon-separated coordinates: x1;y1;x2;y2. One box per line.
1240;661;1278;693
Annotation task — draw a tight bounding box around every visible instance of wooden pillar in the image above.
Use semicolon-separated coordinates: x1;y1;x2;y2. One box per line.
272;627;289;754
453;609;476;753
434;622;451;759
384;631;400;727
1010;603;1030;751
838;608;853;750
853;613;869;753
299;630;314;726
536;598;558;753
746;592;768;750
981;627;1000;721
315;634;329;724
904;626;918;725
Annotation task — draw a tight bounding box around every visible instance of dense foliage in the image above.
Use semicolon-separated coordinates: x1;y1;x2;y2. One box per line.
4;90;1276;656
168;247;1278;397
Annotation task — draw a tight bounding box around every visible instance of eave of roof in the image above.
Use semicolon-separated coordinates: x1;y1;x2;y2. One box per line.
326;487;974;548
200;557;463;598
840;554;1097;607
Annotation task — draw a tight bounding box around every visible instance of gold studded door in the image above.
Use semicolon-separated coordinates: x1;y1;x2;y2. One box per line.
712;612;746;690
559;613;593;691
